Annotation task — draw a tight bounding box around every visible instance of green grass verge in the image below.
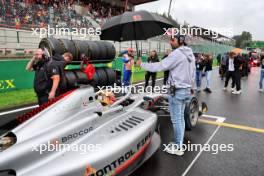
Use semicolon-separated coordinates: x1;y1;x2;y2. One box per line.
0;89;37;110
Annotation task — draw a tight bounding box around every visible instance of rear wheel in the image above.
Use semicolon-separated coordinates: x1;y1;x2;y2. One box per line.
184;97;199;131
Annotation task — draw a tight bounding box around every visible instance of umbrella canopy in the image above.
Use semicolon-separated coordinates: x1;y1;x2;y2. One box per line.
231;48;243;54
100;10;173;42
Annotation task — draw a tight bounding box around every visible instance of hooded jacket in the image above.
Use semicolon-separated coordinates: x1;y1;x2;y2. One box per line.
141;46;196;88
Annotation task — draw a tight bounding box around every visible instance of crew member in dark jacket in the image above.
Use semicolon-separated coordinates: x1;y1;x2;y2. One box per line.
145;50;159;91
26;50;73;105
223;52;243;94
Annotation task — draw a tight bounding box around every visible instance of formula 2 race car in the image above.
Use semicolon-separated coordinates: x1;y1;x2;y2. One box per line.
0;86;207;176
0;38;207;176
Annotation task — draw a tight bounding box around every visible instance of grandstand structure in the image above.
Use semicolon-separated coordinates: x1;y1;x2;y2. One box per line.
0;0;234;58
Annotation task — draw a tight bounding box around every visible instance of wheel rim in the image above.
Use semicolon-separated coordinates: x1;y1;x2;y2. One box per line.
189;99;199;126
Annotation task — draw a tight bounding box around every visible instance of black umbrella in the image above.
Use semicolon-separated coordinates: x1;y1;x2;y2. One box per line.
101;10;173;41
100;10;173;57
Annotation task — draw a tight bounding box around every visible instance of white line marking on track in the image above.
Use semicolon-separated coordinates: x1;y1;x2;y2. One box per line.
181;114;226;176
202;114;226;123
0;105;38;116
182;124;222;176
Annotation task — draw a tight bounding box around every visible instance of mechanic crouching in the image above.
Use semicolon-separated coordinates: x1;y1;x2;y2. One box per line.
137;35;195;156
26;49;73;105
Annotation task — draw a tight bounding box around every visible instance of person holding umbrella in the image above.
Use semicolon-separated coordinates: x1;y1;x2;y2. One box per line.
137;35;196;156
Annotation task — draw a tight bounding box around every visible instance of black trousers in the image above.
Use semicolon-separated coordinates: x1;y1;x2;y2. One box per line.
242;64;248;77
164;70;169;85
36;93;49;106
234;70;241;91
225;71;241;91
145;72;157;89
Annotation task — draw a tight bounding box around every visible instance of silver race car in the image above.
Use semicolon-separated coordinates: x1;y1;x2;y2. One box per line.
0;38;207;176
0;85;206;176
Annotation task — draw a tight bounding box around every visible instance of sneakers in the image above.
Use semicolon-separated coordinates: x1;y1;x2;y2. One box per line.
258;89;263;92
163;143;184;156
232;90;242;94
223;87;237;93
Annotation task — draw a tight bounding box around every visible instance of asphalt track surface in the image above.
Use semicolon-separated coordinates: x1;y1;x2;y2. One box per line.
0;67;263;176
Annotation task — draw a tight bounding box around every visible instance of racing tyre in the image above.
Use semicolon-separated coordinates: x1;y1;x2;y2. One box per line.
91;71;99;87
105;41;116;60
95;41;107;62
95;68;108;86
73;70;89;84
65;71;77;88
59;39;78;61
86;41;100;61
74;40;91;60
39;38;65;56
103;68;116;85
184;97;199;131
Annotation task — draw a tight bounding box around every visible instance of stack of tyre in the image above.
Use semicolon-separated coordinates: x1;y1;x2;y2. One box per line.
39;38;120;89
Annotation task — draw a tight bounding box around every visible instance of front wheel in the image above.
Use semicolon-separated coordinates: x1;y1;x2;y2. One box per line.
184;97;199;131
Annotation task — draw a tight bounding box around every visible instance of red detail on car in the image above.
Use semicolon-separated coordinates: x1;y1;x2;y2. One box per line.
16;89;76;124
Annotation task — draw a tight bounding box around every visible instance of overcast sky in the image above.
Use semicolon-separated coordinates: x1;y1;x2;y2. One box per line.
135;0;264;40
